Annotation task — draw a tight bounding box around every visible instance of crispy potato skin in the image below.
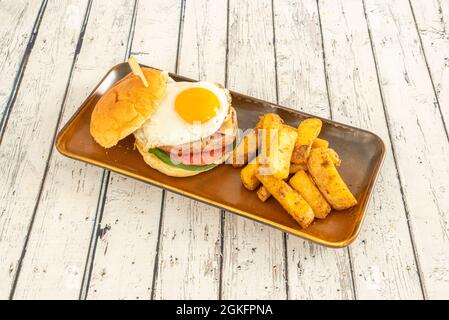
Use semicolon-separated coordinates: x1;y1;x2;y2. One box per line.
240;157;261;190
312;138;329;149
289;170;331;219
291;118;322;164
289;163;307;174
232;114;283;168
307;148;357;210
232;129;258;168
256;185;271;202
265;125;297;179
326;148;341;167
256;113;284;130
256;173;314;228
256;161;307;202
257;113;284;159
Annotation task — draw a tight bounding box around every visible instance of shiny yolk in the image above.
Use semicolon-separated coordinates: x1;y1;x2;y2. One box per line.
175;87;220;123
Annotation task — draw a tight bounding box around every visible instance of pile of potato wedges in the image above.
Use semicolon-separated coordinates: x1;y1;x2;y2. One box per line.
232;113;357;229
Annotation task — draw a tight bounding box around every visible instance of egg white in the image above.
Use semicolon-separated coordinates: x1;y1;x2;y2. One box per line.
134;81;230;149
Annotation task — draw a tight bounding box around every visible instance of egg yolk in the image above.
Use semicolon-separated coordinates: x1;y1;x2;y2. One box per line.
175;87;220;123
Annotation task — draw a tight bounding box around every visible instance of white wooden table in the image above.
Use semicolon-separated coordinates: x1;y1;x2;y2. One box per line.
0;0;448;300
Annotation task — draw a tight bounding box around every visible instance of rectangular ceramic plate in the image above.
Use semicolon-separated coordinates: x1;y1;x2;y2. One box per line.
56;63;385;248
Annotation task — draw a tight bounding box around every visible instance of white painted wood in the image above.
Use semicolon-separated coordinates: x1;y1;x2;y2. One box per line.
273;0;354;300
0;0;89;299
129;0;181;69
86;175;163;300
221;0;286;300
87;0;182;299
410;0;449;128
0;0;447;300
0;0;43;121
153;0;227;300
155;194;221;299
364;0;449;299
319;0;422;299
11;0;135;299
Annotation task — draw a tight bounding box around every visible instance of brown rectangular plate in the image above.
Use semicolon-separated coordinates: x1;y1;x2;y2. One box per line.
56;63;385;248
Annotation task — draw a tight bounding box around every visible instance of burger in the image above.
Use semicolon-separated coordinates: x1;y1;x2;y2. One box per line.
90;67;238;177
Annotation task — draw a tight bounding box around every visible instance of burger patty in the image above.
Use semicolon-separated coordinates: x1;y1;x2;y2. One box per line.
158;107;238;165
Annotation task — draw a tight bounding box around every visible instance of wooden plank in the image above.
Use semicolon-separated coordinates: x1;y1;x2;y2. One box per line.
0;0;45;133
318;0;422;299
87;0;182;299
0;0;89;299
273;0;354;299
11;0;136;299
86;175;163;300
364;0;449;299
221;0;286;299
410;0;449;130
153;0;227;300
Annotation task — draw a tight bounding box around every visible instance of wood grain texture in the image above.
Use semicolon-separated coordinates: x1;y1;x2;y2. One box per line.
319;0;422;299
273;0;354;300
410;0;449;129
11;0;135;299
221;0;286;299
1;0;447;300
0;0;44;131
87;0;182;299
0;0;89;299
153;0;227;300
364;0;449;299
86;175;162;300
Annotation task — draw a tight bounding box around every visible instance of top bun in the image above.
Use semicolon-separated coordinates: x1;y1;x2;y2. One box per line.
90;68;168;148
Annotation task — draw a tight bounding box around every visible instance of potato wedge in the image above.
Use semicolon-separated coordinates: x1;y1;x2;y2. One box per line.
289;170;331;219
240;157;261;190
326;148;341;167
257;113;284;159
257;162;308;202
233;114;283;168
291;118;322;164
256;173;314;228
232;129;258;167
262;125;297;179
307;148;357;210
256;185;271;202
289;163;307;174
312;138;329;149
255;113;284;131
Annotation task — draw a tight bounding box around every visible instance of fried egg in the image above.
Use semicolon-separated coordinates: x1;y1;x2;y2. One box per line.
135;80;230;148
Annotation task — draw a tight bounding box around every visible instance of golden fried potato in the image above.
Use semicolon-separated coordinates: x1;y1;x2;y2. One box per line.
256;173;314;228
307;148;357;210
326;148;341;167
291;118;322;164
256;185;271;202
289;170;331;219
312;138;329;149
257;162;308;202
289;163;307;174
240;157;261;190
256;113;284;131
257;113;284;160
263;125;297;179
232;129;258;168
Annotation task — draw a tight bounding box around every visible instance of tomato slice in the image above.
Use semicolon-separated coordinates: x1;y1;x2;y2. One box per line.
169;146;226;165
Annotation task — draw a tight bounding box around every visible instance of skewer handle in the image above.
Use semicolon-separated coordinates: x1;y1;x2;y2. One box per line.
128;56;149;87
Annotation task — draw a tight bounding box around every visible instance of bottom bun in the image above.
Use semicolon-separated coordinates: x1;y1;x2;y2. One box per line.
135;139;232;177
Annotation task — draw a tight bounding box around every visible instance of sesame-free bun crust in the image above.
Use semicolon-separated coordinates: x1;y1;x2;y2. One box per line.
135;138;232;177
90;68;168;148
